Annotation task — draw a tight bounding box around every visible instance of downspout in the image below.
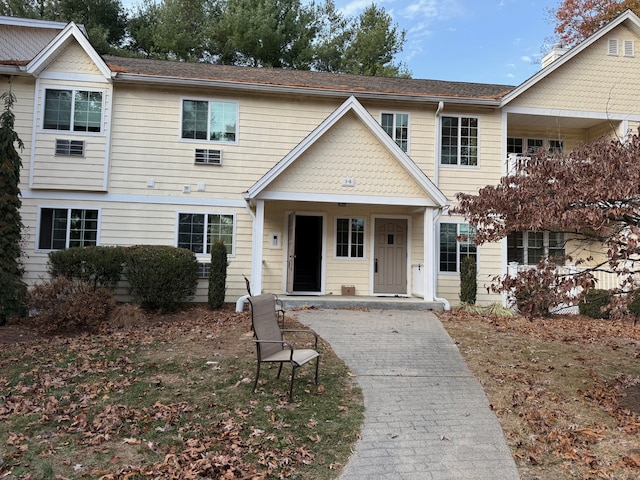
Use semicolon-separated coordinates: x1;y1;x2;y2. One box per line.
434;101;444;186
236;198;257;312
433;101;451;310
432;208;451;311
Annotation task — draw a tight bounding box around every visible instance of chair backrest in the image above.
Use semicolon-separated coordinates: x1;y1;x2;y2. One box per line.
248;294;283;360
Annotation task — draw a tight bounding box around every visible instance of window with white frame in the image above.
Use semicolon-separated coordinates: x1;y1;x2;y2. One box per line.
43;89;103;133
336;218;364;258
38;208;99;250
381;112;409;152
439;223;477;272
177;213;235;255
181;99;238;142
507;231;565;265
441;116;478;166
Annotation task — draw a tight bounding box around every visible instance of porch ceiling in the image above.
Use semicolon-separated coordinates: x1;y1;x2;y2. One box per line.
508;113;611;130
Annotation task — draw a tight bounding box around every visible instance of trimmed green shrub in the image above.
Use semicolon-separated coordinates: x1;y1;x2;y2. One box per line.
48;246;125;290
208;240;228;309
124;245;198;312
627;290;640;316
459;256;477;305
578;289;611;319
26;276;115;333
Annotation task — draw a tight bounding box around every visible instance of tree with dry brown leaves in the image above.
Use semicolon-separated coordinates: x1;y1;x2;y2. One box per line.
453;131;640;316
551;0;640;48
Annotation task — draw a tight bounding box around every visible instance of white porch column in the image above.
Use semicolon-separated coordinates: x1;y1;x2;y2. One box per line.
251;200;265;295
423;207;435;301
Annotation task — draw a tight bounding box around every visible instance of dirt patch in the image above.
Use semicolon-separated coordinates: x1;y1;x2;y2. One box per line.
620;384;640;415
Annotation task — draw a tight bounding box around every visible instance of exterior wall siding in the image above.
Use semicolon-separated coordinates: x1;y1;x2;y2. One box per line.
510;26;640;114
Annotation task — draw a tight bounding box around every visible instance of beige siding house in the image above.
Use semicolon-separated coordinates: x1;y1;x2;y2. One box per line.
3;11;640;308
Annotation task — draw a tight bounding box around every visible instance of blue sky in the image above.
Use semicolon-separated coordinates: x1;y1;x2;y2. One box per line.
121;0;561;86
341;0;561;86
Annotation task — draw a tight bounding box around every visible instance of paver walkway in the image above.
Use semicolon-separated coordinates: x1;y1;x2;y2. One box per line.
297;308;520;480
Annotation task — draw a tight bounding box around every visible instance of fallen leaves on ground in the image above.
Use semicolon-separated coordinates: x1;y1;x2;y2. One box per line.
439;309;640;480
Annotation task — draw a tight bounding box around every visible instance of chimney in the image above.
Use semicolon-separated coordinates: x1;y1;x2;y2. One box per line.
541;43;569;68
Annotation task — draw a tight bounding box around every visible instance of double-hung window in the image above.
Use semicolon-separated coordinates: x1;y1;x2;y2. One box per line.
439;223;477;272
43;89;103;133
381;112;409;152
181;99;238;143
441;116;478;166
507;231;565;265
177;213;235;255
336;218;364;259
38;208;99;250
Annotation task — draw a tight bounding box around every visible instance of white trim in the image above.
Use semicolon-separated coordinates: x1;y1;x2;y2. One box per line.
26;22;110;79
333;216;366;260
502;10;640;106
38;72;110;83
34;205;102;253
255;190;441;207
174;211;237;259
608;38;619;56
438;114;480;167
379;110;411;154
29;78;41;189
245;96;448;207
21;190;247;208
369;214;412;296
251;200;265;295
0;15;83;33
39;85;107;135
179;96;239;145
503;104;640;121
437;220;478;275
282;211;327;295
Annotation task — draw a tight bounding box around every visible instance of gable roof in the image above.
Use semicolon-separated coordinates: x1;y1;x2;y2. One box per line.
25;21;111;79
244;96;449;207
502;9;640;106
103;55;514;105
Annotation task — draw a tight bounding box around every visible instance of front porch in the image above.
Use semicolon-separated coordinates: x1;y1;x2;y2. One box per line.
276;295;444;311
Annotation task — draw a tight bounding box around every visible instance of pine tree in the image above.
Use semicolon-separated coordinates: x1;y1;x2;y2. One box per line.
0;88;27;324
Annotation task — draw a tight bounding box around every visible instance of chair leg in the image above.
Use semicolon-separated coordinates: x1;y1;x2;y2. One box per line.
289;365;297;401
314;356;320;384
277;362;283;379
253;361;262;393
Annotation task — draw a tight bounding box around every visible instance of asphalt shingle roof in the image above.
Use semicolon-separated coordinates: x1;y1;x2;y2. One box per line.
102;55;515;101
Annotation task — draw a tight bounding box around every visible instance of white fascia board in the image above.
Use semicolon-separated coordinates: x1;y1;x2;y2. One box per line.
254;190;441;207
245;95;449;207
504;104;640;122
26;22;111;80
502;10;640;106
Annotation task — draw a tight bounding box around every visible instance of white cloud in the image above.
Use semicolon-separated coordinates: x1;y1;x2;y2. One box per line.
520;55;532;63
339;0;373;17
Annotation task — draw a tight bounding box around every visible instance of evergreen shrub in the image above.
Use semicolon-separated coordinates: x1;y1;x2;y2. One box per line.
459;256;477;305
208;240;228;309
578;289;611;319
124;245;198;311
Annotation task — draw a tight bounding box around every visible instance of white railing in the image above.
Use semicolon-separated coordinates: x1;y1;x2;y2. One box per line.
506;154;530;176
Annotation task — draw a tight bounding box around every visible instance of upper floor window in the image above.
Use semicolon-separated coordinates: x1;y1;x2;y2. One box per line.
177;213;235;256
441;116;478;166
381;112;408;152
507;231;565;265
439;223;476;272
38;208;99;250
336;218;364;258
43;89;103;133
182;99;238;143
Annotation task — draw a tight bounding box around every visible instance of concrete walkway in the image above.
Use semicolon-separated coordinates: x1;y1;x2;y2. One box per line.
297;309;520;480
